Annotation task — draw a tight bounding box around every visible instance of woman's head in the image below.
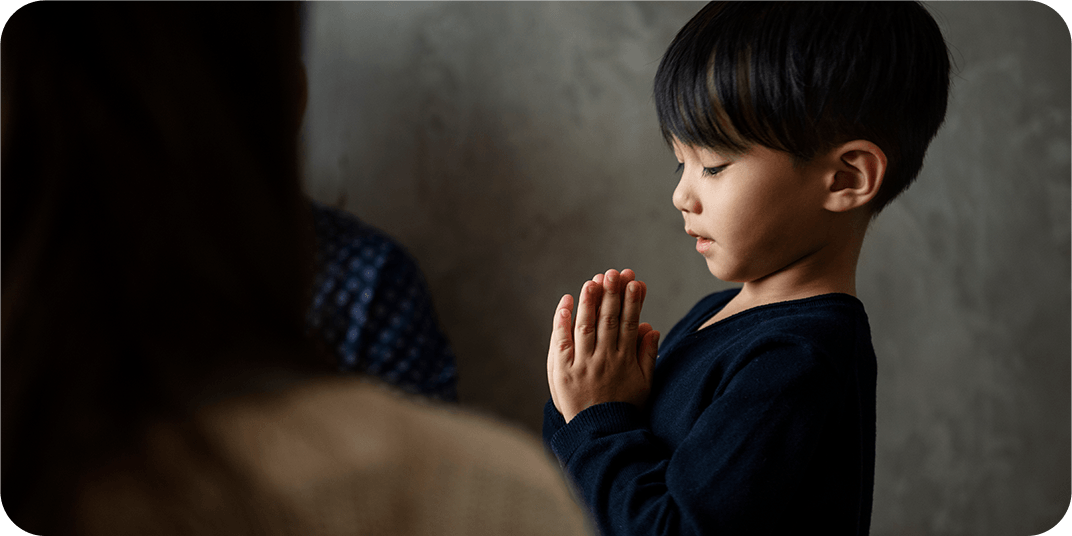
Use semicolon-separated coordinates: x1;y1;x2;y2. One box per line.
2;3;320;530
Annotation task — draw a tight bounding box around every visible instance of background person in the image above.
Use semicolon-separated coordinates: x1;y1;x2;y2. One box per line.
308;200;459;401
1;4;592;534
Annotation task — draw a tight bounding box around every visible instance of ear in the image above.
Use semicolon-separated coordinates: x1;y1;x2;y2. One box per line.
821;140;886;213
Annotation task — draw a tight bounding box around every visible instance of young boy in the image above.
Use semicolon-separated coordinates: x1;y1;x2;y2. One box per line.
543;2;951;534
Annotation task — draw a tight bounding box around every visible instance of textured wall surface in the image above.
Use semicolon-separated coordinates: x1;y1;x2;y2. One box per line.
301;2;1070;534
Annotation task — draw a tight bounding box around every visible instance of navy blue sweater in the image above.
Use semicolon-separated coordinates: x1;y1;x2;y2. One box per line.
543;289;876;535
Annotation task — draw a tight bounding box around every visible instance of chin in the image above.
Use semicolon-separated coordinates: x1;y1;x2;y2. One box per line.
705;260;738;283
705;258;757;284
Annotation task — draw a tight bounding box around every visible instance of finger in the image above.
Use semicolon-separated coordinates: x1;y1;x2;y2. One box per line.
597;269;622;350
593;273;604;285
638;329;660;381
617;270;638;313
637;322;654;350
618;280;643;353
634;321;651;347
618;270;636;309
548;294;574;360
620;269;645;304
548;294;574;409
550;293;573;330
619;270;634;298
574;281;602;357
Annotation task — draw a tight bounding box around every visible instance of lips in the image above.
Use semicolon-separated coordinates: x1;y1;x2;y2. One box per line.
686;228;714;254
685;228;712;240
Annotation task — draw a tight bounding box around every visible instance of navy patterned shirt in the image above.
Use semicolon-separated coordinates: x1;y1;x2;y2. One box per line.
307;201;458;401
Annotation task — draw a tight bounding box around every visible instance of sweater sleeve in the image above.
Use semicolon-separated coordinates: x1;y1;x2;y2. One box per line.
543;398;566;447
546;340;840;536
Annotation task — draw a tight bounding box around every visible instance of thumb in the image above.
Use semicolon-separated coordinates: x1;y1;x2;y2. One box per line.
549;294;576;364
638;329;659;381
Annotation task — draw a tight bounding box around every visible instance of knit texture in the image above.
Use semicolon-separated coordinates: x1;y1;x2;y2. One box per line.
544;289;876;535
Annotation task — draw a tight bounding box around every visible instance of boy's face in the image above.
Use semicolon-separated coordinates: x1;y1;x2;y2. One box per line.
671;138;833;285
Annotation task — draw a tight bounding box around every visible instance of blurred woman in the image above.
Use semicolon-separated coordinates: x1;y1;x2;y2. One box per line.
1;4;592;534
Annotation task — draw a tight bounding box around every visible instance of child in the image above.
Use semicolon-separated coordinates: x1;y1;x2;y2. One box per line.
543;2;951;534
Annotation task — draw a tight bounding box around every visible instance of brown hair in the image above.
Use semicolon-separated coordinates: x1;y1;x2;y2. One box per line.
1;3;328;531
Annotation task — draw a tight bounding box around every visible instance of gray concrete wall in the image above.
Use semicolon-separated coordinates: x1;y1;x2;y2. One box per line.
300;2;1070;534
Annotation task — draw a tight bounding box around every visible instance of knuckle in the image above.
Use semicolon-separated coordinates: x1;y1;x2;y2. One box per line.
577;323;597;336
601;315;619;331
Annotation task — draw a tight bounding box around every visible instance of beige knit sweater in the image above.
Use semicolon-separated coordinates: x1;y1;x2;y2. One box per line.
73;377;594;535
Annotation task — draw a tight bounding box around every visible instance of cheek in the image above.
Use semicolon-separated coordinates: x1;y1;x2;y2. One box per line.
715;190;767;236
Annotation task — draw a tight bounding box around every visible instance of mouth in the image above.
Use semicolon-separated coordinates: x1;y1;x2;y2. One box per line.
686;228;714;254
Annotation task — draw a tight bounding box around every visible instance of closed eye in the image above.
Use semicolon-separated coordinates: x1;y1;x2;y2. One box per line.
676;163;728;176
702;165;727;177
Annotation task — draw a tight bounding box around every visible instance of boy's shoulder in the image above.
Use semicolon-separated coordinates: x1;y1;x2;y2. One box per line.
737;292;870;351
663;290;873;376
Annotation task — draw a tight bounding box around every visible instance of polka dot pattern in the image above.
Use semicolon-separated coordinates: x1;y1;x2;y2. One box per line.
307;202;458;401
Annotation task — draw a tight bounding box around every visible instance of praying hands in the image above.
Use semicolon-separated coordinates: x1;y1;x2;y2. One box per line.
546;269;661;422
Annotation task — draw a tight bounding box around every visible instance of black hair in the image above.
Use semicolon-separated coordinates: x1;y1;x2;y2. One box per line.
2;3;327;532
654;1;952;213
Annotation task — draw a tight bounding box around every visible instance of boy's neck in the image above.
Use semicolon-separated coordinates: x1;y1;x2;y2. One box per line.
704;214;868;328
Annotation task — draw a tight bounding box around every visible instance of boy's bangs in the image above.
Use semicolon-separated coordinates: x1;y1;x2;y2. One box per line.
654;39;754;155
653;2;810;158
654;3;771;155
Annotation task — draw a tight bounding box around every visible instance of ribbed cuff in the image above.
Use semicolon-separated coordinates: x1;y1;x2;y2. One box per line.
542;398;566;448
550;402;646;465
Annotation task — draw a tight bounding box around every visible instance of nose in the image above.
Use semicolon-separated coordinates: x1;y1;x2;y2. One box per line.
672;173;700;214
